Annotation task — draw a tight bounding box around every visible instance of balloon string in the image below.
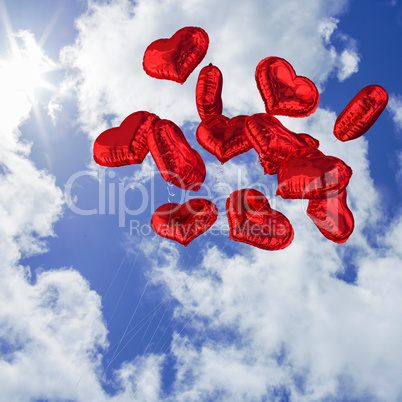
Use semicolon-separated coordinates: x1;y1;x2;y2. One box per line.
167;182;175;202
215;165;223;185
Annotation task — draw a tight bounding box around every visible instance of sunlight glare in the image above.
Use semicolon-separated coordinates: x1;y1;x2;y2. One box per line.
0;31;58;103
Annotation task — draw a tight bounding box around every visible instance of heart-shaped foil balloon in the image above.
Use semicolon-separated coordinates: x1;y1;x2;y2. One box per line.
93;111;159;167
151;199;218;246
276;148;353;199
148;119;206;191
255;56;319;117
333;84;388;141
307;188;354;243
196;114;252;164
226;188;294;250
143;26;209;84
245;113;313;175
196;63;223;120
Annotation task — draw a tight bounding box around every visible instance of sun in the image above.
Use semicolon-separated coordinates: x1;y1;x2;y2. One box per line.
0;30;57;103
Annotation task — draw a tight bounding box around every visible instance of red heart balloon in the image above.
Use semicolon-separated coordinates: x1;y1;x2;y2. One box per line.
151;199;218;246
148;119;206;191
226;188;294;250
255;57;319;117
143;26;209;84
196;63;223;120
334;84;388;141
245;113;313;175
276;148;353;199
307;189;354;243
93;111;159;167
196;114;252;164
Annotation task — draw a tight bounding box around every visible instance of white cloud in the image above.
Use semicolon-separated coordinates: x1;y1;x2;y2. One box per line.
0;268;108;401
113;355;165;401
139;100;400;401
0;262;164;400
0;32;64;258
388;94;402;131
337;49;360;81
0;28;164;401
318;17;339;44
146;201;402;401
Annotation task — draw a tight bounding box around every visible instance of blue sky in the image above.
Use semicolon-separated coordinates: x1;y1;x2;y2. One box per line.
1;0;402;400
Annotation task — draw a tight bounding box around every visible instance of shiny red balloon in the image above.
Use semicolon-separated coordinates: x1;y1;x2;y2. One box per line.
143;27;209;84
297;133;320;149
196;114;252;163
148;119;206;191
245;113;313;175
226;188;294;250
307;189;354;243
196;63;223;120
151;199;218;246
276;148;353;199
255;56;319;117
93;111;159;167
334;85;388;141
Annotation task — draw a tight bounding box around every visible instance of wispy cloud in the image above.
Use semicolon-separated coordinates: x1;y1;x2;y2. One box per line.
337;49;360;81
388;94;402;131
